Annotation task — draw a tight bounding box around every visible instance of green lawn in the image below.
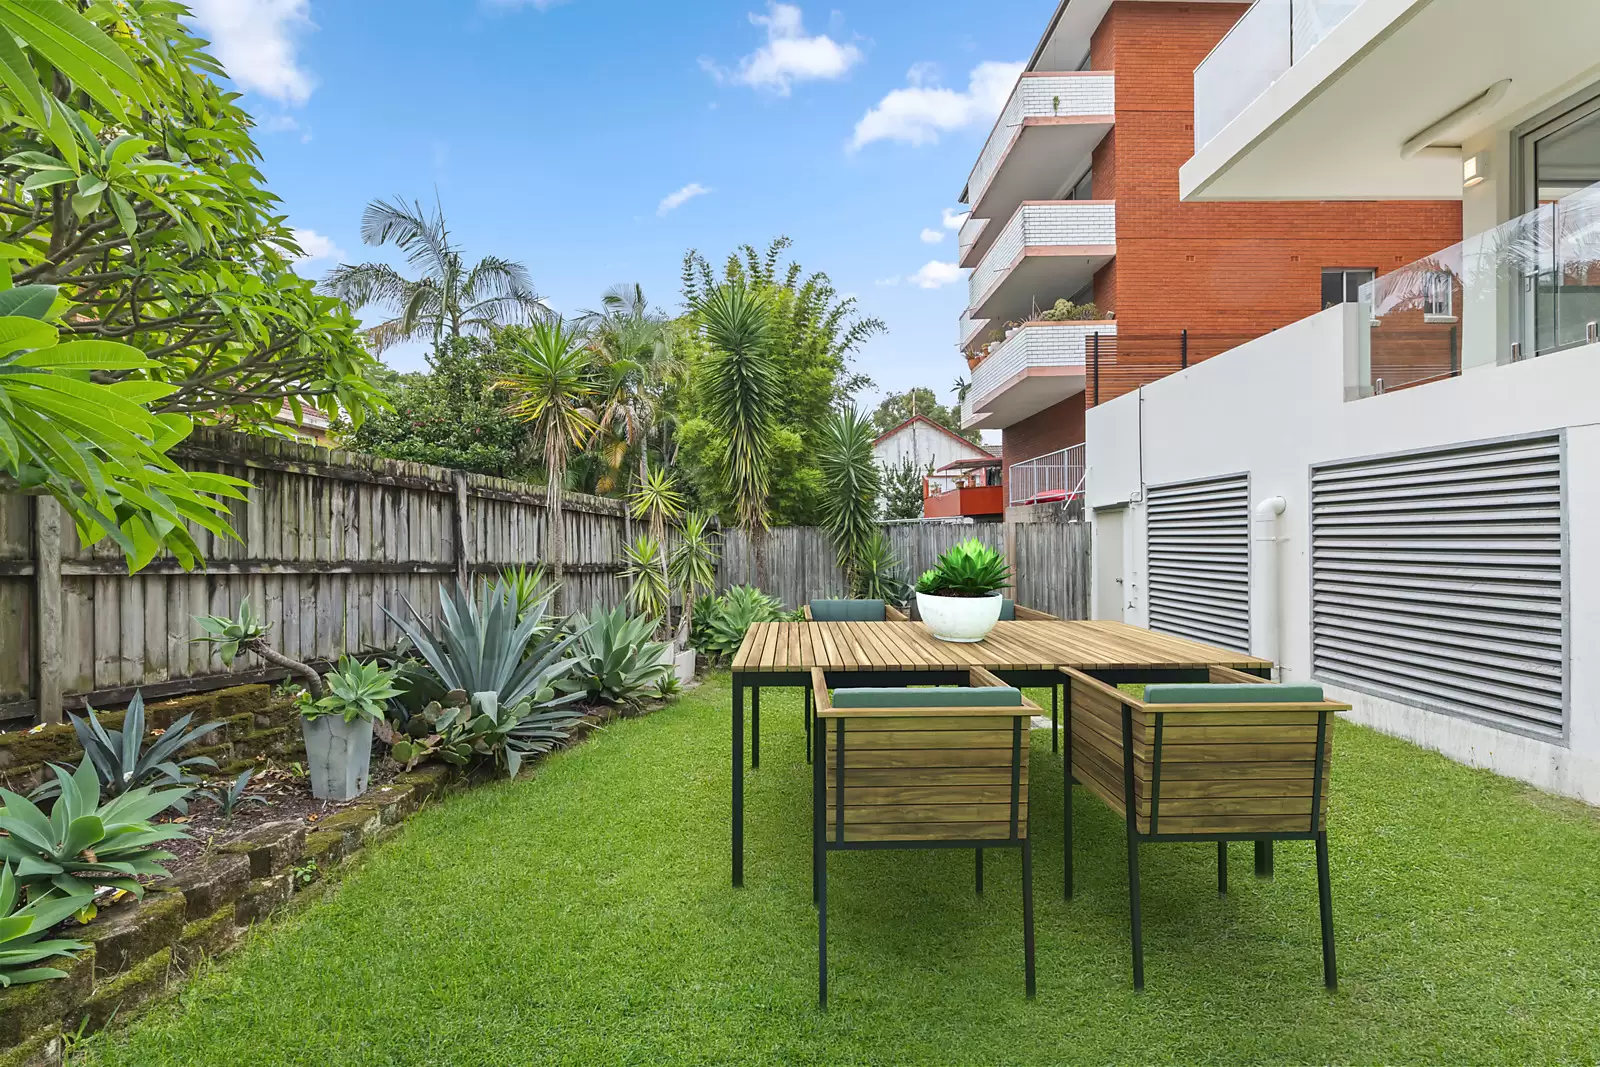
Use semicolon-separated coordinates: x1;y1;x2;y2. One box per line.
82;676;1600;1065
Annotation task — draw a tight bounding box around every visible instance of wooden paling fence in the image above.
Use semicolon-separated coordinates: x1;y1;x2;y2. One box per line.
0;428;629;728
715;522;1090;620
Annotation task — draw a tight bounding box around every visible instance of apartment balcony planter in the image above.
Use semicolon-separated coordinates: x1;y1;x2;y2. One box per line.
916;591;1005;644
963;72;1115;263
963;321;1115;430
967;201;1116;327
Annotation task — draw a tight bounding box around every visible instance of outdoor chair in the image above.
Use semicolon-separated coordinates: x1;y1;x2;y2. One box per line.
803;598;909;622
810;666;1038;1008
1058;664;1349;990
997;599;1058;621
799;600;908;763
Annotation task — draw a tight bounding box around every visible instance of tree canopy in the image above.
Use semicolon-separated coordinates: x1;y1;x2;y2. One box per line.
871;387;978;444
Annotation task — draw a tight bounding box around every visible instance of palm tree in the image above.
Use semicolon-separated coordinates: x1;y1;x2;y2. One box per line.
497;319;599;611
320;196;545;354
693;281;779;585
584;284;684;499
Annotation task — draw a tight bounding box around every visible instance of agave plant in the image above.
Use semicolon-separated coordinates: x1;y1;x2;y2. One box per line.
916;539;1013;597
193;597;324;698
559;608;671;706
30;691;221;808
1;756;190;898
305;657;404;723
0;863;94;988
385;578;580;708
699;586;785;663
194;770;269;823
389;689;585;779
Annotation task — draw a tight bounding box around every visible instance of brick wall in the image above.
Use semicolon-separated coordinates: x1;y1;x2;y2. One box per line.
1081;1;1463;405
1001;393;1087;485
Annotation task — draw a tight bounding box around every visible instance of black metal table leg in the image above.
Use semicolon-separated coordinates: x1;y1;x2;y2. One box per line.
1317;831;1337;989
1022;836;1036;999
1217;841;1228;894
733;680;744;887
975;848;984;894
1255;840;1274;878
1063;698;1074;899
751;686;760;769
1051;684;1058;754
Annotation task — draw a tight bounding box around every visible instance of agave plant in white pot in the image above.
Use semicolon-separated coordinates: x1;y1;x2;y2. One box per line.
914;539;1014;643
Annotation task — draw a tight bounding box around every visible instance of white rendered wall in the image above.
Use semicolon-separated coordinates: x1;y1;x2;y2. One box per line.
872;421;990;474
1086;305;1600;803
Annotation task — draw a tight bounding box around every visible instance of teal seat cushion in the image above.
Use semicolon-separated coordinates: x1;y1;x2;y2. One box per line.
1144;683;1325;704
809;599;886;622
831;686;1022;708
998;599;1015;621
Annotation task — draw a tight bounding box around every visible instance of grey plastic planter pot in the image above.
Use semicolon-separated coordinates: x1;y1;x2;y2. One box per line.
300;713;373;801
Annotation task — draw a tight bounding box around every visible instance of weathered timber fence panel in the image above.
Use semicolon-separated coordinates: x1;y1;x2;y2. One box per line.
715;522;1088;620
0;428;627;729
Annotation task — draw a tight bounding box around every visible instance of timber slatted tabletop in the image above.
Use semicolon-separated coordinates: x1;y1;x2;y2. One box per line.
729;620;1271;885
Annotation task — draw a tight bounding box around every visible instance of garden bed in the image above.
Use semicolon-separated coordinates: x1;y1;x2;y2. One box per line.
0;682;661;1067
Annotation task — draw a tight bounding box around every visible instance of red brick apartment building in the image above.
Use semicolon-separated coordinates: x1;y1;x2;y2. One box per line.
956;0;1461;516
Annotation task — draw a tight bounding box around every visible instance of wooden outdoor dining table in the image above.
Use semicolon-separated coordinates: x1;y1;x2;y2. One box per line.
729;619;1274;885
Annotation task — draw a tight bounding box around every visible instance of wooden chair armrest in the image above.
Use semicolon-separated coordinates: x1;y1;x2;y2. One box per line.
1058;664;1140;707
884;604;908;622
1013;605;1058;621
810;667;831;712
970;665;1009;689
802;604;813;621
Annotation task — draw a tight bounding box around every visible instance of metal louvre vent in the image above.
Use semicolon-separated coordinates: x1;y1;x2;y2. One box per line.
1146;474;1251;652
1310;435;1565;738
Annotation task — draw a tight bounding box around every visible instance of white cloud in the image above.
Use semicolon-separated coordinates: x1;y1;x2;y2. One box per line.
291;228;345;266
873;276;901;287
909;261;961;289
703;3;864;96
920;228;945;244
259;114;300;134
850;60;1024;150
186;0;317;106
658;182;712;216
942;207;970;231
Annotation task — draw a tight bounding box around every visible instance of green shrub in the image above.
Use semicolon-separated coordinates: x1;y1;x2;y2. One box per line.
852;531;912;606
696;586;785;663
914;539;1012;598
389;689;586;779
1038;299;1102;322
559;608;671;706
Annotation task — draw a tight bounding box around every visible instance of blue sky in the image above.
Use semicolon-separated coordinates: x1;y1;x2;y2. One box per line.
186;0;1054;413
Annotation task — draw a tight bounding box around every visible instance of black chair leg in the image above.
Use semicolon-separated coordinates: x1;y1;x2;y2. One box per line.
1051;685;1058;754
1022;837;1036;998
1127;830;1144;991
975;848;984;894
1063;694;1074;899
818;843;828;1009
812;719;823;906
1317;831;1337;990
1217;841;1228;894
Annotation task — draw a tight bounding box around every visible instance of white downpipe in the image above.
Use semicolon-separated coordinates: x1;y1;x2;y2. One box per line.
1253;496;1287;680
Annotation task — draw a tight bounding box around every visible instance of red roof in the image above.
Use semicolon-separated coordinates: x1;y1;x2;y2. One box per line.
872;414;995;457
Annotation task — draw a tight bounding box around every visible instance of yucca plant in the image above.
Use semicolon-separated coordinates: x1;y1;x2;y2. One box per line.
559;608;671;706
852;530;912;606
30;690;221;809
385;578;581;708
817;406;883;591
669;511;720;648
0;863;94;988
497;564;557;624
622;535;671;627
915;539;1012;597
0;756;189;899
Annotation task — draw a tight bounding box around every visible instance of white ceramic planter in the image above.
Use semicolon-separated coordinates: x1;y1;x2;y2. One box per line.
673;647;696;686
916;591;1004;643
301;714;373;801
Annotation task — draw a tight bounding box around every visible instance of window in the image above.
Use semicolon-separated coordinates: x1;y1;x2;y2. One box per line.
1064;170;1094;201
1422;271;1456;322
1322;268;1375;310
1515;86;1600;357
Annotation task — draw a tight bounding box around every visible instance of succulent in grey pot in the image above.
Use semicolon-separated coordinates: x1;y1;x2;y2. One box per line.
300;657;403;801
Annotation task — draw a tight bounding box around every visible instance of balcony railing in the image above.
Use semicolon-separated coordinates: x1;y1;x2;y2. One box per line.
969;321;1110;411
1009;444;1086;507
1357;181;1600;397
967;202;1116;311
1193;0;1360;151
966;72;1116;211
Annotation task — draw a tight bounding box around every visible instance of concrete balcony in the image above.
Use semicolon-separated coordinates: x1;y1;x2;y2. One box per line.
962;320;1115;430
966;202;1116;327
957;214;987;265
963;73;1115;264
959;309;988;349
